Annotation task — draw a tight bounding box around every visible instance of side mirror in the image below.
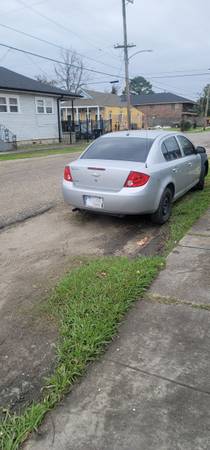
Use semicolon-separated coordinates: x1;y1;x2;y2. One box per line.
195;146;206;154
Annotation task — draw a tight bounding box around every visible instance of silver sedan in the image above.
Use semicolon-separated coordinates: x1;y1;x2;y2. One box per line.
62;130;208;224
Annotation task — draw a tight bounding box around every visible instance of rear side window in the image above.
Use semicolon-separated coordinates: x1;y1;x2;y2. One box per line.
177;135;195;156
161;136;182;161
81;137;154;162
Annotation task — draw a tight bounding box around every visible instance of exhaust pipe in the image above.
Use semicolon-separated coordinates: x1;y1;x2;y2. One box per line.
72;207;80;212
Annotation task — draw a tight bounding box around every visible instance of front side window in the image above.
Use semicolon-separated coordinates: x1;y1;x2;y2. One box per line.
177;135;195;156
161;136;182;161
0;97;7;112
81;137;154;162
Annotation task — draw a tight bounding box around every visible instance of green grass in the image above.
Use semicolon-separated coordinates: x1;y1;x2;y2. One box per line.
166;170;210;253
0;256;163;450
1;168;210;450
0;145;85;161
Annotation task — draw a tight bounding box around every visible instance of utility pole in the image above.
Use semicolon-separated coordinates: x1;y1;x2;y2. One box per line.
115;0;135;129
204;84;210;129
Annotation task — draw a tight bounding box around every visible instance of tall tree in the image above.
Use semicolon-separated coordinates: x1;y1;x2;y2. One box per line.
123;76;154;95
197;84;210;116
54;49;88;94
111;84;118;95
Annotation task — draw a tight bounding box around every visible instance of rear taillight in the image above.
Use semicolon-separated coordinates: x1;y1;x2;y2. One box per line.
124;171;150;188
64;165;73;182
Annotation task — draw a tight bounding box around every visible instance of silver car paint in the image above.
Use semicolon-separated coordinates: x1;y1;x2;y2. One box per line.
62;130;201;215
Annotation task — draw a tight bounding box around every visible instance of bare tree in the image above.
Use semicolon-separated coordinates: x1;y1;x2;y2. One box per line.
54;49;88;94
35;74;57;87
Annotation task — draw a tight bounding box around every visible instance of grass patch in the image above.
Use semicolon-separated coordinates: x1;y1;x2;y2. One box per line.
166;170;210;253
0;145;85;161
0;256;163;450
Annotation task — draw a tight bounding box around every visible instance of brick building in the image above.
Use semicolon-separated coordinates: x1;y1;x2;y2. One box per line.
128;92;196;128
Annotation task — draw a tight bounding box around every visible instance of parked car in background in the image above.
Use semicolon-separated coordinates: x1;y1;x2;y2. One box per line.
63;130;208;224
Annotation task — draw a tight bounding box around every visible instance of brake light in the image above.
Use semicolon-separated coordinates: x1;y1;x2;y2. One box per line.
124;171;150;187
64;165;73;182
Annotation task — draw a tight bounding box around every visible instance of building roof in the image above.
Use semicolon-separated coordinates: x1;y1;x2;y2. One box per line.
62;89;128;107
0;66;80;98
128;92;195;106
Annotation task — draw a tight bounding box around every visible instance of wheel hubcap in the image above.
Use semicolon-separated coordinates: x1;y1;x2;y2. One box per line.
162;195;170;216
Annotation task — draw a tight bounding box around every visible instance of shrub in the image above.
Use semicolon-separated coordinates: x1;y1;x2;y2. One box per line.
180;119;192;131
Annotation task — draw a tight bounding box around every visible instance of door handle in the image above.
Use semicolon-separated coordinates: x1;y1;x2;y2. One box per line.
172;168;177;173
185;162;192;166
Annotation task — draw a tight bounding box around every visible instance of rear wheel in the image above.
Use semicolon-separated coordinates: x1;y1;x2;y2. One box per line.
151;187;173;225
195;166;205;191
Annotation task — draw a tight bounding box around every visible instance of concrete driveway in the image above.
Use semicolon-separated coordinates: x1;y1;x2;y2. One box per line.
0;151;161;411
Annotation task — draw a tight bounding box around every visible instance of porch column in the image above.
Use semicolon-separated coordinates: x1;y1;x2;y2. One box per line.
86;107;89;120
97;106;100;127
76;107;79;123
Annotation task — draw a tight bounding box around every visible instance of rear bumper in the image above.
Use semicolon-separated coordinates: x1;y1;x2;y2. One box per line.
62;180;157;215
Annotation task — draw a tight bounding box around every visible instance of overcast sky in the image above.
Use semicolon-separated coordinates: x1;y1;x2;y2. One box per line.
0;0;210;99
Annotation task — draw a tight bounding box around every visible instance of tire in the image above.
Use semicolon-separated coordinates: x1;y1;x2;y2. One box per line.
195;166;205;191
151;187;173;225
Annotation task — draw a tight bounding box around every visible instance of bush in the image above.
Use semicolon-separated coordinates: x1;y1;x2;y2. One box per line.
180;119;192;131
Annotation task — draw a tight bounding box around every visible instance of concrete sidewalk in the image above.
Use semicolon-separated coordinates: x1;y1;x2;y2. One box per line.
25;211;210;450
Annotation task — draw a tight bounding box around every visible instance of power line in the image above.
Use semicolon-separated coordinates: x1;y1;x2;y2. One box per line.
0;42;203;98
0;48;11;63
0;42;126;80
0;0;47;18
16;0;119;62
149;73;210;79
0;22;120;71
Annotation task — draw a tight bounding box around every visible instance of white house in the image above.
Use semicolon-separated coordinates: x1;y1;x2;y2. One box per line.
0;66;79;148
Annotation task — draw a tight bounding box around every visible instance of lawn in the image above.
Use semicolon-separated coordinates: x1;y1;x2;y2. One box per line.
1;171;210;450
0;145;86;161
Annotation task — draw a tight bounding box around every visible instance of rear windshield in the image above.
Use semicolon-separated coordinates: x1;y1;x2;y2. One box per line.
81;137;154;162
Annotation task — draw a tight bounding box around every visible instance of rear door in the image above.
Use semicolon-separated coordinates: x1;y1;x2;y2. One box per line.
176;135;201;186
161;136;187;195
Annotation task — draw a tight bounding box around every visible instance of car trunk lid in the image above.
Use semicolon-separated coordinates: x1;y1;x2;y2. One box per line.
70;159;147;192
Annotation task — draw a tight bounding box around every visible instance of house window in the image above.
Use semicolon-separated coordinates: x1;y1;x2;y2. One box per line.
0;96;19;112
36;97;53;114
36;99;45;114
9;97;18;112
45;98;53;114
0;97;7;112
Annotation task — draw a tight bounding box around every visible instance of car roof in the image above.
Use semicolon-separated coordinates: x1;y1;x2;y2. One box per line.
101;130;182;139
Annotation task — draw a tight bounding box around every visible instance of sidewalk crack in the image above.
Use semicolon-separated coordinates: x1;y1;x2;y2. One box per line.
144;294;210;312
188;232;210;238
178;244;210;251
106;358;210;397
